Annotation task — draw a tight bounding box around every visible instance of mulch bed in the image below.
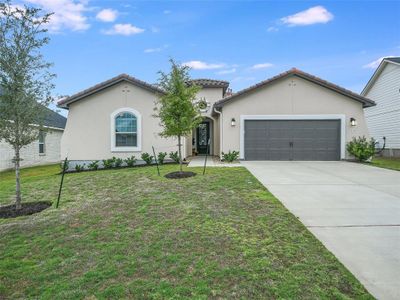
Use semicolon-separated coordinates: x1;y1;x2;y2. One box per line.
0;201;52;219
165;171;197;179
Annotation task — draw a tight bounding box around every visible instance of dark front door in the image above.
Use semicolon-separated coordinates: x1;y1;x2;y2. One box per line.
196;122;210;154
244;120;341;161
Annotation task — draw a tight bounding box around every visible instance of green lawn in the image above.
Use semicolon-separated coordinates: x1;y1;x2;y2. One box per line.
369;157;400;171
0;164;372;299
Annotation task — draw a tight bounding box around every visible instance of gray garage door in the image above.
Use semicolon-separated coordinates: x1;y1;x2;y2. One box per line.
244;120;341;161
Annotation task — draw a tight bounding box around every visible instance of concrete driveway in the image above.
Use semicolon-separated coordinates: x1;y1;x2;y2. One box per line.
241;161;400;300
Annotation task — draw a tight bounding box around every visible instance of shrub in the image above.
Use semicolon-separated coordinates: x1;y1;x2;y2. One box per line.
75;164;85;172
222;150;240;162
114;158;123;168
169;151;180;163
88;160;99;170
141;153;154;165
60;159;69;172
346;136;375;162
102;158;114;169
157;152;167;164
125;156;136;167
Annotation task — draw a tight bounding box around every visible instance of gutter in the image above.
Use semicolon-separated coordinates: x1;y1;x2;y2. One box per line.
213;106;223;157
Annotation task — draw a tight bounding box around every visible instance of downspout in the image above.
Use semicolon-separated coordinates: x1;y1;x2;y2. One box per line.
213;106;223;157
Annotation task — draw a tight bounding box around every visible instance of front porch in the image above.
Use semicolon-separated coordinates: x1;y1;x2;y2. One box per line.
185;116;220;158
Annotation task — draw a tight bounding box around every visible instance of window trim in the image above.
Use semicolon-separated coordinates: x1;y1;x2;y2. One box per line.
38;131;45;155
111;107;142;152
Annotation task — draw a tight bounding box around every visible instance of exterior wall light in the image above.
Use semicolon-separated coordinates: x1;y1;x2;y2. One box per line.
350;117;357;126
231;118;236;127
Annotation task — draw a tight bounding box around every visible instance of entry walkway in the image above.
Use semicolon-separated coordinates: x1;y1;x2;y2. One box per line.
187;156;241;167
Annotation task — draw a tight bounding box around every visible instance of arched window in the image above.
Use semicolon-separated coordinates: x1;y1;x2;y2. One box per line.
111;108;141;151
115;112;137;147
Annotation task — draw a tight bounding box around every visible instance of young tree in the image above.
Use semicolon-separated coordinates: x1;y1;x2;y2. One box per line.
0;1;55;209
155;59;202;172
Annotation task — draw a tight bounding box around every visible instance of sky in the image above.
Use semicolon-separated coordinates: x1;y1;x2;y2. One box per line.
14;0;400;114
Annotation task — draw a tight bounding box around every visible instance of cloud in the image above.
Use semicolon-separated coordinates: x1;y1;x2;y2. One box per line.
102;23;145;36
144;44;168;53
96;8;118;22
250;63;274;70
183;60;225;70
363;56;395;69
24;0;90;32
267;26;279;32
151;26;160;33
163;10;171;14
216;68;236;75
281;6;333;26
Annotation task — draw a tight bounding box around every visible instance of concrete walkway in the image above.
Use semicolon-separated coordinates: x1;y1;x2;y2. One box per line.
241;161;400;300
187;156;241;167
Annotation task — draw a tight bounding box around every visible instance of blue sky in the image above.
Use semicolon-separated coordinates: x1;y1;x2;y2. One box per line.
18;0;400;111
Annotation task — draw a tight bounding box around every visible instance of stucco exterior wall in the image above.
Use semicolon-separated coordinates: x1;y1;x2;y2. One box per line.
220;76;369;159
184;87;222;157
61;82;179;160
0;129;63;171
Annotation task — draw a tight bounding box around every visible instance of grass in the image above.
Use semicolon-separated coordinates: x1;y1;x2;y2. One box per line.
369;157;400;171
0;164;372;299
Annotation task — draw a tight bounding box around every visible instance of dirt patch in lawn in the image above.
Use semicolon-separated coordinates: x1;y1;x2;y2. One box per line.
0;201;52;219
165;171;197;179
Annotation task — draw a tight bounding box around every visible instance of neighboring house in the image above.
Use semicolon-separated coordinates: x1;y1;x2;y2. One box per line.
362;57;400;157
58;68;374;164
0;107;67;171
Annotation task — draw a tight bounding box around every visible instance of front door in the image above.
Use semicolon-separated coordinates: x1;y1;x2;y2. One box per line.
196;122;210;155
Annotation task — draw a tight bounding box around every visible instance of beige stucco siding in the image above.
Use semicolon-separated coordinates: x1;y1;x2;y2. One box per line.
61;82;177;160
0;129;63;171
220;76;369;159
184;87;223;157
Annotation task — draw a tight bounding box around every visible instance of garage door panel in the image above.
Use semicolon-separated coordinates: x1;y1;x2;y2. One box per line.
244;120;340;161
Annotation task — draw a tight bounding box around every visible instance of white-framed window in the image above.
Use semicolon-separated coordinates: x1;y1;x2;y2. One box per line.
111;108;142;152
38;131;45;155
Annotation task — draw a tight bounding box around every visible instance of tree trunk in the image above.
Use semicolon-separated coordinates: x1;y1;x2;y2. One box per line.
178;135;183;173
15;148;22;210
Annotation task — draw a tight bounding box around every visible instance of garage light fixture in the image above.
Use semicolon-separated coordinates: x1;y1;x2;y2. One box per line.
231;118;236;126
350;118;357;126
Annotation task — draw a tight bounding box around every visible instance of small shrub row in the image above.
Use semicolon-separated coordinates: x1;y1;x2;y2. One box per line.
222;150;239;162
63;151;179;172
169;151;180;163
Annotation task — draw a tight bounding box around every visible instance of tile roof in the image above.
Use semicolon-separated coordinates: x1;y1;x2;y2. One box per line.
214;68;376;109
188;78;229;89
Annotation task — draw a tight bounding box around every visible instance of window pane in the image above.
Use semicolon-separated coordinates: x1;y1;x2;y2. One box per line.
39;143;45;154
39;131;45;143
116;133;137;147
116;113;136;133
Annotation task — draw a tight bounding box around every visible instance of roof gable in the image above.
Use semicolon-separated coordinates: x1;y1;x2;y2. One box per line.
214;68;375;109
58;74;164;108
362;57;400;95
187;79;230;95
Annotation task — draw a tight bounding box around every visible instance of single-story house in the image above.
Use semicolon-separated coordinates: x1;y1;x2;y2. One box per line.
57;68;375;164
362;57;400;157
0;107;67;171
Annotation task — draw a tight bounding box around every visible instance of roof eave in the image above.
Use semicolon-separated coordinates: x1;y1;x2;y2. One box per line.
362;58;400;96
57;75;165;108
214;70;375;109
